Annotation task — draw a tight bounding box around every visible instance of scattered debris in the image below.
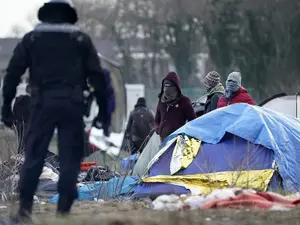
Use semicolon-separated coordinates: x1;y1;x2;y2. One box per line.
34;196;39;204
151;188;300;211
269;205;291;212
152;195;183;211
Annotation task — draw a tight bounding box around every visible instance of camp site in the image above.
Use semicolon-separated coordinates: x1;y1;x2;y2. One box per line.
0;1;300;225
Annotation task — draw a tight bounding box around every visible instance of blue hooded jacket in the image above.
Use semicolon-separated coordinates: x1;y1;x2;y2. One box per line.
102;68;115;117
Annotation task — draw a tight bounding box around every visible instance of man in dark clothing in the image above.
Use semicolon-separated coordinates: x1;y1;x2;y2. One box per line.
13;84;60;167
203;71;224;114
1;0;109;220
124;98;154;154
155;72;196;142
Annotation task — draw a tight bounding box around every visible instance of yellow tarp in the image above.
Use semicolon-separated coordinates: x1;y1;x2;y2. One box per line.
143;169;275;195
170;135;201;175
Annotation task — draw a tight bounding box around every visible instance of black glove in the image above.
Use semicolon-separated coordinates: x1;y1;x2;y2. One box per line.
1;104;13;128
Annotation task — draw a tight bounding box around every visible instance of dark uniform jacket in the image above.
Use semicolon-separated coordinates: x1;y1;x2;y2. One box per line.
3;23;108;122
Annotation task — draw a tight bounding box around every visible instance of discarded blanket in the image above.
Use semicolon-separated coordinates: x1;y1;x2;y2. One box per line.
37;162;59;192
201;192;300;210
48;176;139;203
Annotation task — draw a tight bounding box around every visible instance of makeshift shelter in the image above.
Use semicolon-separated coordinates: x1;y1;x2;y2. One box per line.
132;133;161;177
134;104;300;198
259;93;299;118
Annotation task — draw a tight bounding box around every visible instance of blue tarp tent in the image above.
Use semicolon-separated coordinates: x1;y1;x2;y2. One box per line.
134;104;300;198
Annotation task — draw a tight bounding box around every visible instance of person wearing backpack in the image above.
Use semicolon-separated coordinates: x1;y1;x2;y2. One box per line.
124;98;154;154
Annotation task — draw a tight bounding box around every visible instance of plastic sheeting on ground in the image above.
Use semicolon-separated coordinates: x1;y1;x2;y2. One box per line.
164;103;300;192
132;133;161;177
121;154;139;173
48;176;139;203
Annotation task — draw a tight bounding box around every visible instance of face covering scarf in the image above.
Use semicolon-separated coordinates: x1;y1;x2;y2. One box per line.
161;83;178;103
224;80;240;100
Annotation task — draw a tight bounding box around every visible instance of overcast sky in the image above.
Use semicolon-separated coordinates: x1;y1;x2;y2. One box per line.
0;0;47;37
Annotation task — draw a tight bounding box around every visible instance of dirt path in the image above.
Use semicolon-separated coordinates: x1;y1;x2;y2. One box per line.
1;201;299;225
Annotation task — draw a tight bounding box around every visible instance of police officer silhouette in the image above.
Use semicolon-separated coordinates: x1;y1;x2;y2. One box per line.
1;0;109;220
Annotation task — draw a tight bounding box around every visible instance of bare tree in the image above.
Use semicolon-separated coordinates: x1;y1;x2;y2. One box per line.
203;0;300;100
73;0;208;87
73;0;116;39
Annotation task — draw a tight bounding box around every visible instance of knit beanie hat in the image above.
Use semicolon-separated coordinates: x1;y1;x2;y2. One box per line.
204;71;221;89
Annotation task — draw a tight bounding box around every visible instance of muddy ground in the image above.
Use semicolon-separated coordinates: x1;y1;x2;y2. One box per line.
1;201;300;225
1;128;300;225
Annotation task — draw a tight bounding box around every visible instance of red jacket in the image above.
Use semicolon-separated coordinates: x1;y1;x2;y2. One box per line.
217;87;255;108
155;72;196;141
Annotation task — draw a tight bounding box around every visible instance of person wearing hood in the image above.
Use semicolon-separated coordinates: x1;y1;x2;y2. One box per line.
203;71;225;114
1;0;110;220
123;97;154;154
217;71;255;108
155;72;196;142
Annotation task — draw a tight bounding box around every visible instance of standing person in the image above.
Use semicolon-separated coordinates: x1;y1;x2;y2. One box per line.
1;0;109;220
124;97;155;154
102;68;115;136
155;72;196;142
12;84;60;167
12;84;31;154
203;71;225;114
217;71;255;108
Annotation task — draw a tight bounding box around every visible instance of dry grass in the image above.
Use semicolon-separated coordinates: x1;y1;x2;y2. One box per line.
1;201;300;225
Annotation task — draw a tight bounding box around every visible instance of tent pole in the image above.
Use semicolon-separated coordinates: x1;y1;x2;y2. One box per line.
296;93;299;118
